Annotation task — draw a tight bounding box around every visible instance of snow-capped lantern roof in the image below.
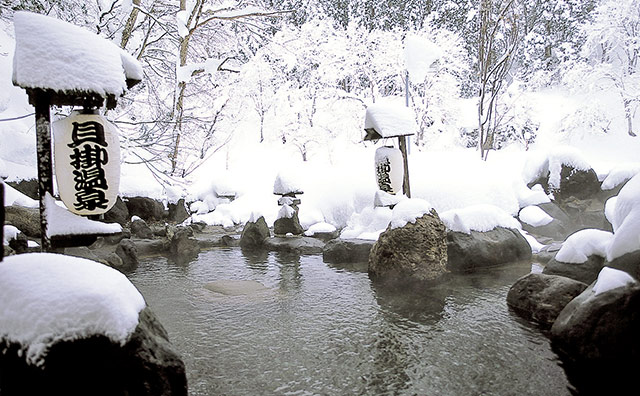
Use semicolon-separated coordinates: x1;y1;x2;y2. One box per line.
12;11;142;109
363;102;417;141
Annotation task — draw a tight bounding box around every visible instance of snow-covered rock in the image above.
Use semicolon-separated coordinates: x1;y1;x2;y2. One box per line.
606;173;640;261
440;204;521;234
555;229;613;264
519;205;553;227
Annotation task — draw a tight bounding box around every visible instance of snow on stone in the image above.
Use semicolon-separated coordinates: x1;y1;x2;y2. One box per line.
3;182;38;208
44;193;121;237
440;204;521;234
364;102;417;138
519;205;553;227
592;267;637;296
277;204;295;220
522;147;592;190
389;198;433;229
404;34;442;83
555;229;614;264
341;206;392;240
601;163;640;190
304;222;336;236
515;183;550;207
3;225;19;245
607;173;640;261
605;196;617;227
374;190;406;208
519;229;544;254
12;12;141;96
0;252;146;366
273;170;303;195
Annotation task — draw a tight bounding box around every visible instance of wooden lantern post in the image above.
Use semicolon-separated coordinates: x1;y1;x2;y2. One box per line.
364;103;417;199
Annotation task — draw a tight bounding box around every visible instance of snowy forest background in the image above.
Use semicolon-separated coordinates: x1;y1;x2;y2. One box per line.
2;0;640;232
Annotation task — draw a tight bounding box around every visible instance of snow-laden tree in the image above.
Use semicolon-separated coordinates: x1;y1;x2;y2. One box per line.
404;25;471;147
577;0;640;137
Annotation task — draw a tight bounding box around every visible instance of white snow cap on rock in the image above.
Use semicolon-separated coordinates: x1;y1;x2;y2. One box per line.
389;198;433;229
601;163;640;191
273;169;303;195
592;267;637;296
607;173;640;261
0;253;146;366
555;229;614;264
440;204;521;234
340;206;392;240
304;222;336;236
3;225;20;245
12;11;142;96
519;205;553;227
522;147;592;190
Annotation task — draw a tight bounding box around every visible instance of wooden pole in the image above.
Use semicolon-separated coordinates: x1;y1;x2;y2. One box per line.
1;181;4;261
34;91;53;252
398;136;411;198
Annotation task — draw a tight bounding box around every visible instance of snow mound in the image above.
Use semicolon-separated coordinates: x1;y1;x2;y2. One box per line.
277;204;295;220
304;222;337;236
44;193;121;237
523;147;592;189
605;196;617;227
601;163;640;191
12;12;141;96
555;229;614;264
0;253;146;366
519;205;553;227
515;183;551;208
3;225;20;245
389;198;433;229
340;207;392;240
607;173;640;261
593;267;637;296
404;35;442;83
440;204;521;234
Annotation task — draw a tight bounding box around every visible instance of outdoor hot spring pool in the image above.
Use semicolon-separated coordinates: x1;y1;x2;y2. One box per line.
127;248;572;395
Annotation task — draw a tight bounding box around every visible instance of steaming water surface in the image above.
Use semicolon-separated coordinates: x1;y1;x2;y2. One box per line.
128;248;571;395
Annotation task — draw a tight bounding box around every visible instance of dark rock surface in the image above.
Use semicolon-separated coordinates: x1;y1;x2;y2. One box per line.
167;199;190;224
131;219;154;239
369;210;448;285
323;238;374;264
264;236;325;255
239;216;270;249
446;227;532;273
0;307;187;396
124;197;166;221
116;239;139;271
103;196;129;226
606;250;640;281
169;227;200;264
273;211;304;236
543;255;605;284
4;206;40;238
551;283;640;394
507;273;588;328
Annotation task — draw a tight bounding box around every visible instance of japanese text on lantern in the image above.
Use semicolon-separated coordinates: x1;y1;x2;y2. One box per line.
376;158;393;193
67;121;109;211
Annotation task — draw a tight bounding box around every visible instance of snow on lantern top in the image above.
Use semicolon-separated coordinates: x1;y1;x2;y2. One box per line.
12;12;142;101
403;35;442;83
364;102;417;141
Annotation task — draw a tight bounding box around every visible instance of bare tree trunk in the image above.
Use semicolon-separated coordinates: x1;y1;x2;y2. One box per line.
120;0;141;49
624;98;637;137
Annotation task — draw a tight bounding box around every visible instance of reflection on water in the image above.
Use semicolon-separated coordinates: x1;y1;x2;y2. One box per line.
127;248;571;396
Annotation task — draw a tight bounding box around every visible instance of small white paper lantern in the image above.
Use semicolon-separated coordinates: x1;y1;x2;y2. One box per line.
375;146;404;194
53;111;121;215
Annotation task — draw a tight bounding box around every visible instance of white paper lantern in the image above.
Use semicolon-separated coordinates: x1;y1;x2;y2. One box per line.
53;112;121;215
375;146;404;194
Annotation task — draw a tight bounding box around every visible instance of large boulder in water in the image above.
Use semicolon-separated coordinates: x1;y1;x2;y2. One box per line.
0;308;188;396
543;255;605;284
507;273;588;329
239;216;270;249
369;209;448;285
550;278;640;394
446;227;532;272
103;196;129;226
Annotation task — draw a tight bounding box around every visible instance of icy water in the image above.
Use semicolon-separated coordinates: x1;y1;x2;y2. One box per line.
127;248;572;396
